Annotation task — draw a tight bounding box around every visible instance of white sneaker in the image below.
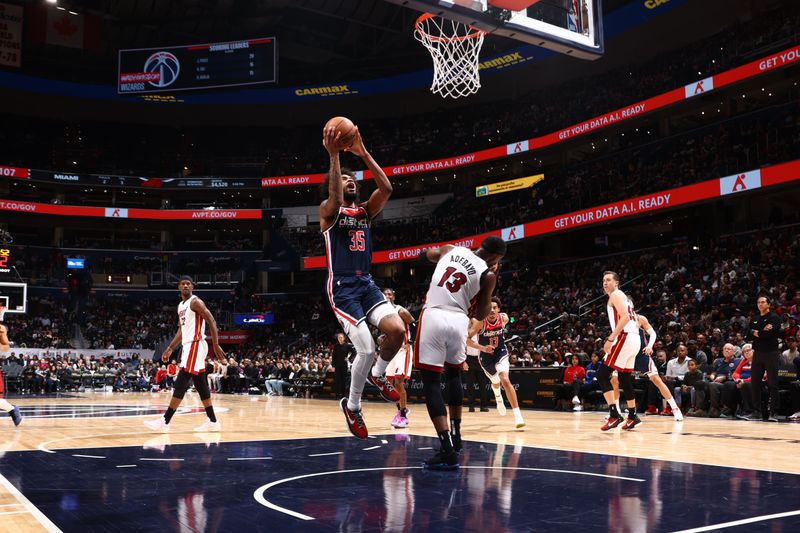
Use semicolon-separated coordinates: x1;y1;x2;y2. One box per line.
573;405;583;412
789;411;800;420
496;399;507;416
194;420;221;432
673;410;684;422
144;417;169;433
572;395;581;405
515;417;525;428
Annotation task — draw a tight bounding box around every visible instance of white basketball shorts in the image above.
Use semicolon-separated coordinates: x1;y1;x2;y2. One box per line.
413;307;469;372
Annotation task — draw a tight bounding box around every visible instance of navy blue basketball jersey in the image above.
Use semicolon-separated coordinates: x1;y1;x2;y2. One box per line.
479;316;508;358
638;328;646;354
323;206;372;276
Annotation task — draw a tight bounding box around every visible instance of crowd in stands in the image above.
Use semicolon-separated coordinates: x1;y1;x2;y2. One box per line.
4;222;800;417
290;95;800;256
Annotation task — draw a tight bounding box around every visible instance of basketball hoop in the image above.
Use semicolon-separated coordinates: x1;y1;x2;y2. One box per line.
414;13;485;99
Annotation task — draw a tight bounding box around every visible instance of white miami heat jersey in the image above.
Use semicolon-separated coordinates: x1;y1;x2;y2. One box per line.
178;295;206;345
607;290;639;334
425;246;488;314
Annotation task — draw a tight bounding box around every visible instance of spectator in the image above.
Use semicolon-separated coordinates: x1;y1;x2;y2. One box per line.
555;354;586;411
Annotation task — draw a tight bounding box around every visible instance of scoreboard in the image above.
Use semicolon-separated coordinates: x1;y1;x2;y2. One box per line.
118;37;277;94
0;247;10;274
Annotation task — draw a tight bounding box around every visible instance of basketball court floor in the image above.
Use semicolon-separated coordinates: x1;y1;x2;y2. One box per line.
1;392;799;532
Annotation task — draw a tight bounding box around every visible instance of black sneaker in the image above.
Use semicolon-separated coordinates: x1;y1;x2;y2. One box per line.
468;406;475;413
479;407;490;412
10;406;22;427
452;434;463;454
423;450;459;471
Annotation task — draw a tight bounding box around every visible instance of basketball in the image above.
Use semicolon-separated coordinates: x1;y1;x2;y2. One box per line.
325;116;357;149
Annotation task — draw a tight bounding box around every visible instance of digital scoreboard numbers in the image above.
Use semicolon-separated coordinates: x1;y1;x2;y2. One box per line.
118;37;277;94
0;248;10;274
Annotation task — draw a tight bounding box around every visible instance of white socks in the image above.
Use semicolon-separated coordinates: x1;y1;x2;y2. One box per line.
347;350;375;412
0;399;15;412
667;398;678;410
372;357;389;378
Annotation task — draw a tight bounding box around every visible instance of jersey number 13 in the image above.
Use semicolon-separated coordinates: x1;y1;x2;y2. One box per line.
437;266;468;293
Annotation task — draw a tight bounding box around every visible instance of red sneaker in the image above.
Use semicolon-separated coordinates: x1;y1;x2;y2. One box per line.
340;398;368;439
368;374;401;402
622;414;642;430
645;406;659;415
601;415;624;431
661;406;673;416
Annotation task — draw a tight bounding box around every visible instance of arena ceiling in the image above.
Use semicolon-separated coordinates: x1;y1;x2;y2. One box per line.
26;0;635;85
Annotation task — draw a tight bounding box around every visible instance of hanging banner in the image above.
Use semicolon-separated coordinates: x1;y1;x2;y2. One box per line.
476;174;544;197
0;2;22;67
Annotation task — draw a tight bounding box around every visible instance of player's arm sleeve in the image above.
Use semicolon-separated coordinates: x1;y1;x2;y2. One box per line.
646;327;656;349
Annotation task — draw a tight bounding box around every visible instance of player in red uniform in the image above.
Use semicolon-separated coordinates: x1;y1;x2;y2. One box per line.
0;304;22;426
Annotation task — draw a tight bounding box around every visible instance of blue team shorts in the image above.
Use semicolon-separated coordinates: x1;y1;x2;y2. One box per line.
327;274;387;326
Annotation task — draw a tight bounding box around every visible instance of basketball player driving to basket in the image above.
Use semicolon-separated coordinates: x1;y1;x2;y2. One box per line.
320;124;406;440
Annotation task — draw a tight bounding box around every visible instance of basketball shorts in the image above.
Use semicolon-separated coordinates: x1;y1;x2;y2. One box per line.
413;307;468;373
386;344;413;380
0;367;4;398
479;352;510;377
633;352;658;376
604;332;639;372
180;340;208;375
327;274;392;327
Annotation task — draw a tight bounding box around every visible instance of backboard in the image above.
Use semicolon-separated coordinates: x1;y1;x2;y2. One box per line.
387;0;603;59
0;282;27;314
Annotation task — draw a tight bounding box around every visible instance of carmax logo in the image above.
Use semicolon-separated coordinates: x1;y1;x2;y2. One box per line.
294;85;355;97
479;52;530;71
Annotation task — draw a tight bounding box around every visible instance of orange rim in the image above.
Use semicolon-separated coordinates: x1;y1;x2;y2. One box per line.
415;13;484;43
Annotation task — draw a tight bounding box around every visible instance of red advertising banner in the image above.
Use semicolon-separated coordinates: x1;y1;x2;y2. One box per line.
302;160;800;269
0;166;29;179
714;45;800;89
531;89;684;149
0;199;262;220
261;173;327;188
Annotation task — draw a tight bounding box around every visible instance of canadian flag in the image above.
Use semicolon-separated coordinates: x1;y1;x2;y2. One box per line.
25;5;101;51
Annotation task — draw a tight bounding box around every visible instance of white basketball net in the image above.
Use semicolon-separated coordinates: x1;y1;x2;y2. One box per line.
414;13;485;99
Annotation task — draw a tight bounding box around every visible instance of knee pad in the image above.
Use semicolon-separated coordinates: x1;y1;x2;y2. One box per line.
597;364;614;393
422;369;447;419
193;373;211;401
445;366;463;406
618;371;635;401
345;321;376;356
172;371;192;399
